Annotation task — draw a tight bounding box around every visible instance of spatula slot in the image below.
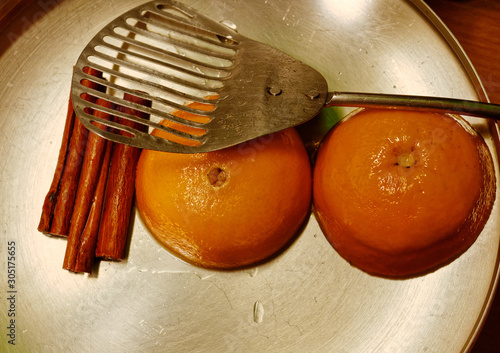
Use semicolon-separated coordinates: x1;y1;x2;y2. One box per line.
151;126;204;147
138;11;238;52
156;3;195;21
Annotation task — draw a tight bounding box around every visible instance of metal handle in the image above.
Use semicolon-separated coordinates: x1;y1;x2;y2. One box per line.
325;91;500;120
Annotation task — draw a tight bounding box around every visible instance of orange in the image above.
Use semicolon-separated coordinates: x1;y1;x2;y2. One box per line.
313;108;496;277
135;107;312;269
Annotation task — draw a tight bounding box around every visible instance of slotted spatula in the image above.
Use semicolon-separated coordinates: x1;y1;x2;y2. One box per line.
71;0;500;153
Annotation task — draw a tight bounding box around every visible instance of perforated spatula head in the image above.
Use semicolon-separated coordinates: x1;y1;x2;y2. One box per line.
71;0;328;153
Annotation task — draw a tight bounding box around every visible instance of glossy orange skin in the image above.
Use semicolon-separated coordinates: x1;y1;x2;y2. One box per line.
313;109;496;277
136;127;312;269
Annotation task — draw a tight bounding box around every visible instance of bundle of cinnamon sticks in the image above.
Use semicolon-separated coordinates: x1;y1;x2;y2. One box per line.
38;67;151;274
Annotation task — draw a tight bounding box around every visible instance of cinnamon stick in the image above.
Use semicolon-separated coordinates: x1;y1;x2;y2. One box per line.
37;93;76;234
95;93;151;260
72;138;113;273
63;98;115;271
45;67;105;236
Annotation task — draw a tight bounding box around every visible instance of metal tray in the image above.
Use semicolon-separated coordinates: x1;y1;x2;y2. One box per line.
1;0;499;352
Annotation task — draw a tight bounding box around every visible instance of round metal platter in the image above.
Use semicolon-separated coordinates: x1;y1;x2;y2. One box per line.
1;0;499;352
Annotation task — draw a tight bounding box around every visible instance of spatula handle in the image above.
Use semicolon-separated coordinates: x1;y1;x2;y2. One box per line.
325;91;500;120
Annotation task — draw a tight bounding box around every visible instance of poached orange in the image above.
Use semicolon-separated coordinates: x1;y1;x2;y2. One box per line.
313;108;496;277
136;122;312;269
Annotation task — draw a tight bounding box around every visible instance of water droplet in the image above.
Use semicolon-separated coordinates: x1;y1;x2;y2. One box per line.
247;267;259;277
193;271;216;280
253;301;264;323
220;20;238;32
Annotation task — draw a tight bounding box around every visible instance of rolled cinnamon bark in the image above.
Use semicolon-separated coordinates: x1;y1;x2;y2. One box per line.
40;67;105;236
95;93;151;260
37;94;75;234
49;113;89;236
72;138;113;273
63;98;115;271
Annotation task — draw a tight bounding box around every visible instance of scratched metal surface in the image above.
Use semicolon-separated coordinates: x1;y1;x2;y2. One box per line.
0;0;499;352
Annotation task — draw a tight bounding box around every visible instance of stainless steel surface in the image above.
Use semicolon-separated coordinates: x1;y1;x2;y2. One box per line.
1;0;499;352
72;0;327;153
72;0;500;154
325;91;500;118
